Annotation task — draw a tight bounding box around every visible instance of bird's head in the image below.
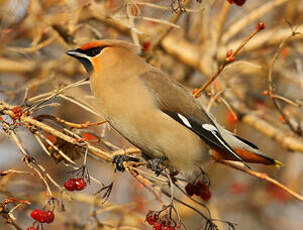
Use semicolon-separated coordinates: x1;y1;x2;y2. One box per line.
66;39;140;75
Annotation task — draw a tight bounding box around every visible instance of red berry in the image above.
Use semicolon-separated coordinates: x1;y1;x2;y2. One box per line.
227;0;246;6
146;215;155;225
199;187;212;201
153;222;163;230
45;211;55;223
26;227;37;230
38;211;48;223
146;210;158;225
193;181;204;196
164;227;175;230
30;209;41;221
185;183;195;196
194;181;212;200
75;178;87;191
234;0;246;6
30;209;49;223
64;178;76;191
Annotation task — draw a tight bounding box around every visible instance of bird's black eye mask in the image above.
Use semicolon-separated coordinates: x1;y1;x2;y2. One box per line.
66;46;106;74
76;46;105;57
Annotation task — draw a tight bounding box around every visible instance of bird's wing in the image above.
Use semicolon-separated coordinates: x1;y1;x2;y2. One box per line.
139;69;250;167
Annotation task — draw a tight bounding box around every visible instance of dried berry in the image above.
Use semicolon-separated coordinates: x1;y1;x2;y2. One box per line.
193;181;204;196
185;181;212;201
227;0;246;6
200;187;212;201
234;0;246;6
185;183;195;196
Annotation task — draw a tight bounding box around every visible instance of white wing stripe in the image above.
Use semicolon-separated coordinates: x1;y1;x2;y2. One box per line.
177;113;192;128
202;123;218;131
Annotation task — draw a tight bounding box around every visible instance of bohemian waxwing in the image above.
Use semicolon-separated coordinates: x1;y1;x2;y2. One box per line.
66;39;282;182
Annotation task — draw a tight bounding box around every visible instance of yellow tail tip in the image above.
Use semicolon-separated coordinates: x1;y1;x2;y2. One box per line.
273;160;284;169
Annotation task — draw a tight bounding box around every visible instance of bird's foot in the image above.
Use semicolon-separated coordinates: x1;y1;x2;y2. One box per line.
147;156;168;176
112;155;140;172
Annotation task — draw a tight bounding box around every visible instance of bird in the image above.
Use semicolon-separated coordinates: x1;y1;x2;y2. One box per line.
66;39;282;182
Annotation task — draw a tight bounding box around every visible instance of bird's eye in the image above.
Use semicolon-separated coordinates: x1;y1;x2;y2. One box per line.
85;47;103;57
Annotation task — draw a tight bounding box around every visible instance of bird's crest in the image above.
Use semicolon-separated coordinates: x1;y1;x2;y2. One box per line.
80;41;105;50
80;39;140;54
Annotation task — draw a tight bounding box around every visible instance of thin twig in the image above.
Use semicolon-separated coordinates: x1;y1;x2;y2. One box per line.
216;159;303;201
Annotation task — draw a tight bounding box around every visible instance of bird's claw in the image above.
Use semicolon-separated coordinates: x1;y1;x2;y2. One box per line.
147;156;168;176
112;155;140;172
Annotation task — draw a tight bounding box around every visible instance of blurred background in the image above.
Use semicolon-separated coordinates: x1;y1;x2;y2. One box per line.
1;0;303;229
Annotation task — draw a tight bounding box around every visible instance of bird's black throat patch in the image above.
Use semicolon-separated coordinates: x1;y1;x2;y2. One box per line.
77;57;93;74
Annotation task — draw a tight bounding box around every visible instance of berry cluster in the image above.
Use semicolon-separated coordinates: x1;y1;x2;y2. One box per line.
30;209;55;223
185;181;212;201
227;0;246;6
146;210;180;230
64;177;87;191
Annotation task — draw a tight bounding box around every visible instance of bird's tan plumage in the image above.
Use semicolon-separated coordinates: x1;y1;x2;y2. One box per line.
66;39;282;181
89;45;210;179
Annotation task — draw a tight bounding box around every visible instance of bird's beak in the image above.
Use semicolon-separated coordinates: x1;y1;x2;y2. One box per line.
66;49;90;60
66;49;81;58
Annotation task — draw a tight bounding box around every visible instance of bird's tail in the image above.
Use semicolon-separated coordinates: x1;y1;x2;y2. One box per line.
212;148;283;168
